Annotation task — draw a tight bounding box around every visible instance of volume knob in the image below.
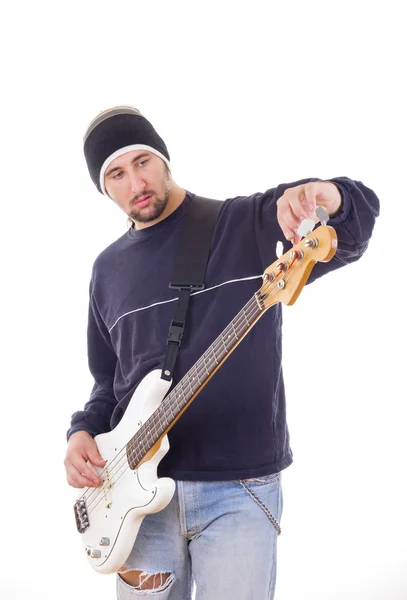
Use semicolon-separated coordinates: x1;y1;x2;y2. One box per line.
90;549;101;558
99;537;110;546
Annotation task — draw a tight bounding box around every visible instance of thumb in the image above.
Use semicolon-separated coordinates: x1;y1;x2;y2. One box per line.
87;444;106;467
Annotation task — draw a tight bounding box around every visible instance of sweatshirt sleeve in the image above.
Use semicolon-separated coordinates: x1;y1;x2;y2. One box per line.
66;282;118;440
254;176;380;283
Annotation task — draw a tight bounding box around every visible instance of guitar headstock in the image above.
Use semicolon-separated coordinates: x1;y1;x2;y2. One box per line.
259;225;338;308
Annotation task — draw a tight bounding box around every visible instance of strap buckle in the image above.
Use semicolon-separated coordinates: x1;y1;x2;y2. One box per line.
167;322;185;345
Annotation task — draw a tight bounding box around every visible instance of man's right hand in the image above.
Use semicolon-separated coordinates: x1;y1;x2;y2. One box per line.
64;431;106;488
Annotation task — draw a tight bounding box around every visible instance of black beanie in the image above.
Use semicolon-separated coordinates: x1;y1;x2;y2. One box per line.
83;106;171;195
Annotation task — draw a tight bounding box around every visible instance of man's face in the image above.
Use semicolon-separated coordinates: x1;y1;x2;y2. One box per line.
104;150;171;224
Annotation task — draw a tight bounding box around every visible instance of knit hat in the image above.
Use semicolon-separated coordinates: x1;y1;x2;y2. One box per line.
83;105;171;195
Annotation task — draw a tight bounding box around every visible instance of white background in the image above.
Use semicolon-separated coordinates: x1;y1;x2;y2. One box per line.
1;1;406;599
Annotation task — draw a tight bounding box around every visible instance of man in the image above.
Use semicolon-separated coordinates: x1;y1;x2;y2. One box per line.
65;105;380;599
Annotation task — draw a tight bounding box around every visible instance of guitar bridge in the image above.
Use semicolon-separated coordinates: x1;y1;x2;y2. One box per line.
103;468;113;508
74;498;90;533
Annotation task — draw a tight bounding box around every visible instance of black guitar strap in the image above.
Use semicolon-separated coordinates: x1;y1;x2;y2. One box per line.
161;194;222;381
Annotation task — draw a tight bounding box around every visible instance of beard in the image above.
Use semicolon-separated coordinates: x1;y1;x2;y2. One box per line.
129;191;169;223
128;168;171;224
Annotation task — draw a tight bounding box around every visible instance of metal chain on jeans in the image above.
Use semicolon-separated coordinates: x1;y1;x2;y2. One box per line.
239;481;282;535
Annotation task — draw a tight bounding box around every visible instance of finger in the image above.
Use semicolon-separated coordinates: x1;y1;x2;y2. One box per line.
277;213;295;242
66;463;99;488
68;470;99;489
302;184;318;213
67;472;87;489
69;455;101;486
278;203;303;239
87;447;106;468
288;192;310;222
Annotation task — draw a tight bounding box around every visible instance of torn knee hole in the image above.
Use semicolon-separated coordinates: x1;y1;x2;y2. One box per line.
118;568;173;591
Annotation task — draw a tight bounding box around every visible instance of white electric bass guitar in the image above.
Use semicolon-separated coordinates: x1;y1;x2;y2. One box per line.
74;225;337;573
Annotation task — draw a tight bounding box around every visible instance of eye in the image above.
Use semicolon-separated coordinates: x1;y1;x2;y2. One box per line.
139;159;148;167
113;171;124;179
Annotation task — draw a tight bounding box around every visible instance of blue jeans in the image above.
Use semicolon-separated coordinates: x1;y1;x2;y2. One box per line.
116;472;283;599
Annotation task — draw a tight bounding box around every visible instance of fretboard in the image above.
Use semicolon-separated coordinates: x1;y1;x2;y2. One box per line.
126;290;265;468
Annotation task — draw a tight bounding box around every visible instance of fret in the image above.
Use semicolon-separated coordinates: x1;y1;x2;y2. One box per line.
183;378;191;403
193;363;202;386
157;400;166;423
192;376;198;394
127;437;134;454
127;412;169;468
129;440;137;457
177;379;184;401
126;434;145;468
155;412;167;437
187;375;194;398
235;315;245;337
126;443;134;462
211;344;219;365
179;383;187;406
202;355;211;376
225;330;234;347
152;413;163;440
170;390;178;412
153;412;163;436
231;319;239;340
146;417;159;444
177;387;185;406
242;307;250;327
152;413;159;438
138;437;146;454
201;352;211;375
203;356;212;373
249;299;261;320
157;405;169;432
169;395;177;418
153;413;166;439
218;330;230;357
176;387;183;403
194;363;204;385
132;448;140;464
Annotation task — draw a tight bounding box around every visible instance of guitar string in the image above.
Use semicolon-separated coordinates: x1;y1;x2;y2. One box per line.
91;249;307;511
80;280;274;515
80;249;308;517
80;291;265;515
80;252;306;517
79;248;309;516
121;247;307;470
80;295;263;516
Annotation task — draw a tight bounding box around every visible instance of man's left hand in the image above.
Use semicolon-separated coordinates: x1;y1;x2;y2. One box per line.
276;181;342;244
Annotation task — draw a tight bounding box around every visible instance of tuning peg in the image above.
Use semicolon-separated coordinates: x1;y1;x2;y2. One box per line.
315;206;329;226
276;241;284;259
296;218;316;239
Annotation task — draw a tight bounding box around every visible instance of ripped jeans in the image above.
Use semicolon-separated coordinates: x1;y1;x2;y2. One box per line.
117;472;283;599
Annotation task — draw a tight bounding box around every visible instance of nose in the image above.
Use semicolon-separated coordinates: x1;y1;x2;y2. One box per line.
129;171;146;197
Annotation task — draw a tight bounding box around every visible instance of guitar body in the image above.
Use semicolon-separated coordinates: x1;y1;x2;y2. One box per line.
76;370;176;574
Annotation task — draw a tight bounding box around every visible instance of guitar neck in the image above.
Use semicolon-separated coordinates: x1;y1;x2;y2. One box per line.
127;289;272;468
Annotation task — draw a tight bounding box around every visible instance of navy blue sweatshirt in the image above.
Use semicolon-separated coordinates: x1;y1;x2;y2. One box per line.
67;177;380;480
